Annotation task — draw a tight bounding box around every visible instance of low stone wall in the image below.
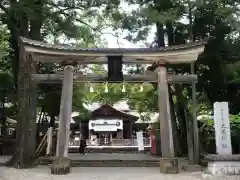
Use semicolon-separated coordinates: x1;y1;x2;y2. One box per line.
205;154;240;175
69;146;151;153
69;138;151;147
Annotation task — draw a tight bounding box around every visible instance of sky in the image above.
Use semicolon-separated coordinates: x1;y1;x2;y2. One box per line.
100;2;156;48
103;27;156;48
101;1;190;48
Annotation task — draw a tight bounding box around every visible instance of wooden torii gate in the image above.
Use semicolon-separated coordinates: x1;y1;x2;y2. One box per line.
14;37;206;173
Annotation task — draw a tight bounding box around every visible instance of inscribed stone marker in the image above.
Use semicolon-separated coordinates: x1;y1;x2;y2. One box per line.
213;102;232;155
136;131;144;151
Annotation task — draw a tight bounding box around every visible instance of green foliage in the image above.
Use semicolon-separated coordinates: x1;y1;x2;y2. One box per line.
199;113;240;153
0;0;123;118
0;25;10;62
72;83;91;120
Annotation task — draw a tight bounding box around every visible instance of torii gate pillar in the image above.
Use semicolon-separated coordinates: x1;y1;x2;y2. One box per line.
51;64;74;175
157;65;178;174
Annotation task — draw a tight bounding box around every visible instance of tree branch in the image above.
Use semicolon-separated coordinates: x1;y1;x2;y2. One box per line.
59;10;121;47
48;1;107;13
0;1;18;33
48;2;85;13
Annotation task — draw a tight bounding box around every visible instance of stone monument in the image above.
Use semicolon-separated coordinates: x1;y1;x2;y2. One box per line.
214;102;232;155
136;131;144;152
205;102;240;176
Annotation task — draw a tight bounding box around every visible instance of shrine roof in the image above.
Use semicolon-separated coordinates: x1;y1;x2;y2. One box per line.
21;37;206;53
20;37;207;64
90;104;139;122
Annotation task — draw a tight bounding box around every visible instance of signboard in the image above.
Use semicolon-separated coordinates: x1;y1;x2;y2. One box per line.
213;102;232;155
136;131;144;151
89;119;123;132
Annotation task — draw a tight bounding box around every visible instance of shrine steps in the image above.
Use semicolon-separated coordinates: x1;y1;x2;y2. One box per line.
37;157;203;172
37;158;160;167
37;153;159;167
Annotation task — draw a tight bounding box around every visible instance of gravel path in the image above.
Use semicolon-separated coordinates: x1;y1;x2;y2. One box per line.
0;157;239;180
0;166;206;180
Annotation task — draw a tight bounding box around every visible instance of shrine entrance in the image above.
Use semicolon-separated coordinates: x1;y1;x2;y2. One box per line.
12;37;206;174
98;132;111;145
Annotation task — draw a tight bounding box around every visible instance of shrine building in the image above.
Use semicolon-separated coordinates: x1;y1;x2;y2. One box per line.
72;104;150;146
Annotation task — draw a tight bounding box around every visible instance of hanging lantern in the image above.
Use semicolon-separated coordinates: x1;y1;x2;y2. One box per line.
89;84;94;93
122;83;126;93
104;82;108;93
139;84;144;92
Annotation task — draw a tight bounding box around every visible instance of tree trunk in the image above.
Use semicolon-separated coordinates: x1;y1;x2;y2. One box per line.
166;22;174;46
168;85;181;156
156;22;165;47
174;85;188;156
6;51;37;168
175;85;194;163
0;94;6;138
6;0;44;168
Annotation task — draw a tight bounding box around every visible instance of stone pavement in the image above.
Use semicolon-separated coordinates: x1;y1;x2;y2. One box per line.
1;155;240;180
0;166;205;180
0;165;240;180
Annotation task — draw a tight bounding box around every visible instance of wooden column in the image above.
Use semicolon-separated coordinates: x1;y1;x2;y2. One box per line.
56;65;74;157
157;65;178;174
28;57;37;166
191;63;199;164
157;66;174;157
51;65;74;175
130;122;133;140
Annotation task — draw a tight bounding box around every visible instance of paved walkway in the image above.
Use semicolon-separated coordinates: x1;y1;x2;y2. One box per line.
0;156;239;179
0;166;205;180
0;164;238;180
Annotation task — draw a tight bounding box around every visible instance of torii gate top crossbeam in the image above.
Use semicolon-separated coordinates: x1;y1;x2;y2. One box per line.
20;37;207;64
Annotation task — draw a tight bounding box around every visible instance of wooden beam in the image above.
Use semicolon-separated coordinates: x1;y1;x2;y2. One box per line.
31;73;197;84
34;53;200;64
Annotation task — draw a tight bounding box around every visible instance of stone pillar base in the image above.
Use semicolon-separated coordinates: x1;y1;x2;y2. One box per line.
51;157;71;175
160;158;179;174
205;154;240;175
